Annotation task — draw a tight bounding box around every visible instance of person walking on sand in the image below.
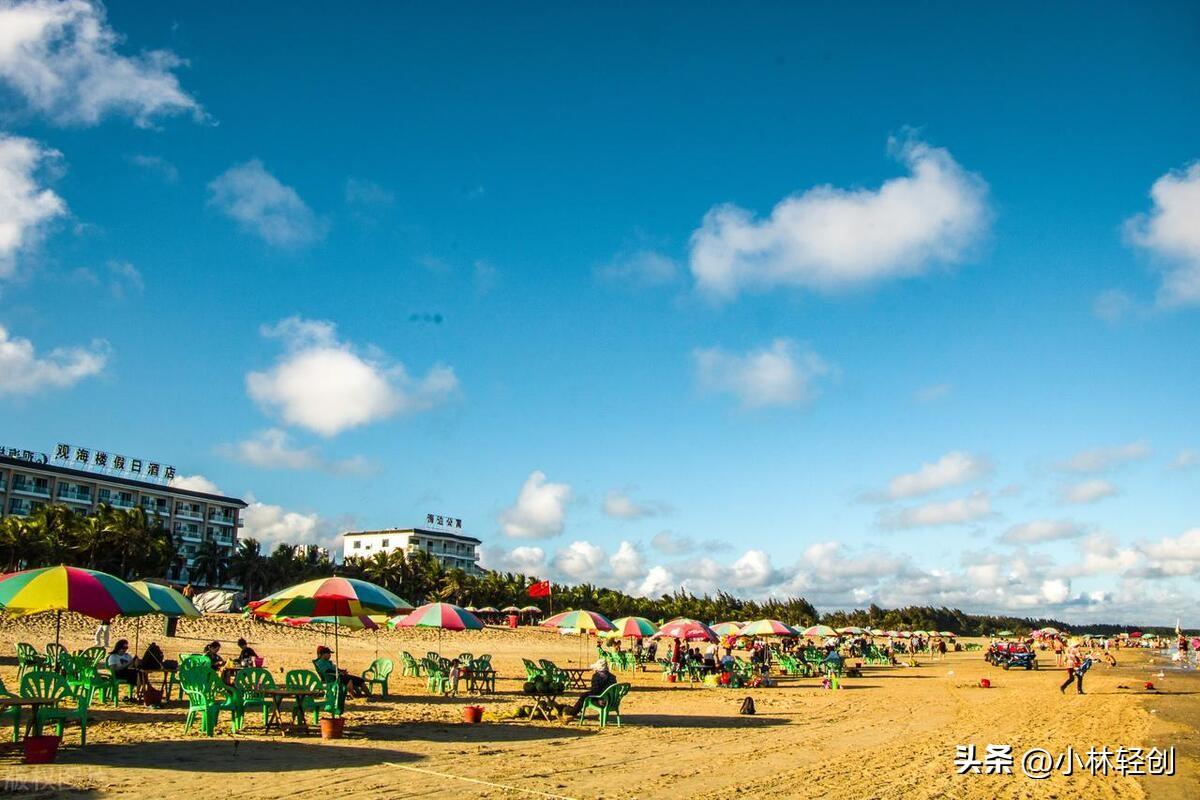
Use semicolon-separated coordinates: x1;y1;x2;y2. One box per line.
1060;643;1086;695
1052;636;1065;667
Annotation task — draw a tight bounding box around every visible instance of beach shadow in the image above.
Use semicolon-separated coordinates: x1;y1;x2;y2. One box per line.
620;714;788;729
359;721;591;743
56;739;422;772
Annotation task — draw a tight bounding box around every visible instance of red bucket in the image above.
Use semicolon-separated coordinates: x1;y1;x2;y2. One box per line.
979;678;991;689
463;705;484;724
24;735;59;764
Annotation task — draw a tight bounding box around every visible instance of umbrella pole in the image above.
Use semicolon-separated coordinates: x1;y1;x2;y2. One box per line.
55;610;61;647
134;617;140;655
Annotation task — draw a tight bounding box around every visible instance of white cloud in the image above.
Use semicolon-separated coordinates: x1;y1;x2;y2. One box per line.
879;490;993;529
914;382;952;403
1001;519;1086;544
552;540;607;581
689;135;989;299
221;428;371;475
1138;528;1200;577
1040;578;1071;605
241;500;334;551
608;540;646;581
1125;161;1200;306
478;544;547;575
1170;449;1198;471
1060;441;1149;473
105;260;142;299
128;153;177;182
880;451;990;500
246;316;458;436
633;565;675;597
498;470;571;540
728;549;778;588
648;530;729;556
0;133;66;277
0;325;108;395
208;160;326;248
602;488;665;520
0;0;201;126
1061;479;1118;505
694;338;829;409
595;250;678;287
1064;534;1141;578
168;474;220;494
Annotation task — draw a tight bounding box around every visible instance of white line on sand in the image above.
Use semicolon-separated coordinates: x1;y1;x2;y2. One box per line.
383;763;579;799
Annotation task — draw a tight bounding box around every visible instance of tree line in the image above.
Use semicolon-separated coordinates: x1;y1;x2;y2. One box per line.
5;504;1172;635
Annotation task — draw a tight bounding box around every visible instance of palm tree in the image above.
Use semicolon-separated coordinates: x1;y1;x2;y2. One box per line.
230;539;267;600
191;539;229;588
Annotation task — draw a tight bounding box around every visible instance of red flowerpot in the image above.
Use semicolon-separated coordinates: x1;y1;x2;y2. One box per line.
463;705;484;724
24;735;60;764
320;717;345;739
979;678;991;689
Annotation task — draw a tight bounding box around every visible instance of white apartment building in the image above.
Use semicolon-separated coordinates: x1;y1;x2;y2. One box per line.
342;526;483;575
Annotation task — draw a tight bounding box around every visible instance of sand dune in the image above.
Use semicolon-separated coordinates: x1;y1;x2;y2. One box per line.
0;613;1194;799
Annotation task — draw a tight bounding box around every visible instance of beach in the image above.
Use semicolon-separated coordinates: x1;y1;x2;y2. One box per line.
0;614;1195;799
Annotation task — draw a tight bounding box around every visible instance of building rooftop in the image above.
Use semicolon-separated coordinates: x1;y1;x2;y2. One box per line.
342;527;482;545
0;454;247;507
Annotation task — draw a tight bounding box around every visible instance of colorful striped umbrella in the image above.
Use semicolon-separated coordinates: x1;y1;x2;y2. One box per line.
741;619;797;637
800;624;838;638
653;618;718;643
129;581;200;618
604;616;657;638
541;609;616;632
286;615;380;631
710;621;744;637
501;605;521;614
837;626;866;635
250;576;412;618
478;606;499;614
520;605;541;614
0;565;158;644
391;602;484;656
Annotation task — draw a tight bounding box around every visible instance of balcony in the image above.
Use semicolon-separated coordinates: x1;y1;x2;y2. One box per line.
108;496;135;509
140;503;170;517
57;487;93;505
0;477;6;492
206;527;235;545
174;506;204;521
207;511;236;526
10;479;50;498
174;523;202;541
8;498;41;516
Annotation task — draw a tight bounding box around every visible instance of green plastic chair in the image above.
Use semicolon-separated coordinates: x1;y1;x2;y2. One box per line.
576;682;630;728
43;643;67;672
522;658;543;681
233;667;276;729
63;655;122;707
16;643;46;679
363;658;393;698
21;670;89;745
76;646;106;667
399;651;423;677
179;664;242;736
423;659;449;694
286;669;344;722
0;677;21;742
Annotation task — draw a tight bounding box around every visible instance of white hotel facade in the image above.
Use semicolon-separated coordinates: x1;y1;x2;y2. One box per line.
0;448;246;586
342;526;484;576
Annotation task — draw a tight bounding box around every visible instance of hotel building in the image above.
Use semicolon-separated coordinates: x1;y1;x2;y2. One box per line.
342;526;483;575
0;448;246;586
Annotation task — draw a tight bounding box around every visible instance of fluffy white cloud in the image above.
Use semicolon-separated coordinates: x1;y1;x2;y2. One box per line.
498;470;571;540
1064;534;1142;578
0;133;65;277
1092;289;1136;323
0;0;200;126
608;540;646;581
552;540;607;581
0;325;108;395
168;474;220;494
1059;441;1149;473
1138;528;1200;577
648;530;729;556
246;316;457;437
478;544;547;575
694;338;829;409
595;250;678;287
1001;519;1086;544
633;565;675;597
689;136;988;299
914;382;952;403
728;550;777;588
1039;578;1071;605
1061;479;1118;505
1125;161;1200;306
241;500;335;550
879;451;990;500
221;428;371;475
879;490;993;529
208;160;326;248
602;488;665;520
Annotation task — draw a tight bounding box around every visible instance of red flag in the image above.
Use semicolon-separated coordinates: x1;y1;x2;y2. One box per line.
527;580;551;598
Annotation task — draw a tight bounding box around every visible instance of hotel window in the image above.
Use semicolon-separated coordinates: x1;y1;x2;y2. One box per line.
353;541;361;549
381;539;389;547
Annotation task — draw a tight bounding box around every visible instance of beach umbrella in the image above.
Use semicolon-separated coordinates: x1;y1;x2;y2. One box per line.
939;631;955;637
286;615;380;630
1038;627;1060;635
478;606;499;615
653;618;718;643
800;624;838;639
869;628;887;636
129;579;201;653
741;619;797;637
501;605;521;614
607;616;657;638
837;626;866;635
710;621;744;637
520;605;541;614
543;610;617;664
392;602;484;656
996;630;1013;637
251;576;412;669
0;565;158;645
464;605;479;612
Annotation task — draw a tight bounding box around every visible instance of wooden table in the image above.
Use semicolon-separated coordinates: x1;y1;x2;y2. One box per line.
258;688;325;735
137;667;177;699
0;697;60;739
562;668;589;690
528;690;563;721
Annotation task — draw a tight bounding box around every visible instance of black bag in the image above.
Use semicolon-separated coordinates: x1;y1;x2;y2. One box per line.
739;696;756;715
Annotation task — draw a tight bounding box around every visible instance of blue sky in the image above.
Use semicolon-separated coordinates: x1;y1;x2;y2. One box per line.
1;1;1198;623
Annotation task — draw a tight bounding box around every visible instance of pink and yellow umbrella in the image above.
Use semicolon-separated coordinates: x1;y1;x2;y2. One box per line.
740;619;797;637
0;565;158;644
391;602;484;655
653;618;718;643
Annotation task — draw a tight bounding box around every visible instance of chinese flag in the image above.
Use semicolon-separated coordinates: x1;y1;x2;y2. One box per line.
527;580;551;598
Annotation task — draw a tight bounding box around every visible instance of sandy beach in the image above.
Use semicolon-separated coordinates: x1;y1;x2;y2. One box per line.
0;613;1195;799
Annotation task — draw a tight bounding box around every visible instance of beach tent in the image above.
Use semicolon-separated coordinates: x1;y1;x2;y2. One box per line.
193;589;244;614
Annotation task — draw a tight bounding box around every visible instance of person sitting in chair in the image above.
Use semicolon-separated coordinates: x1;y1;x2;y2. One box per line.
203;640;225;671
564;660;616;719
315;646;369;698
236;638;259;668
107;639;139;685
